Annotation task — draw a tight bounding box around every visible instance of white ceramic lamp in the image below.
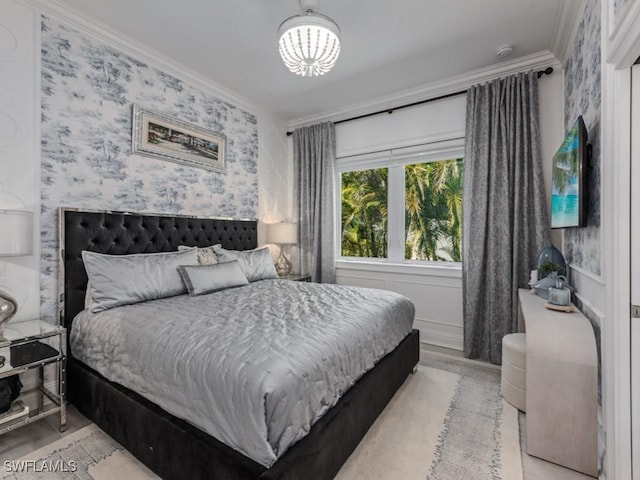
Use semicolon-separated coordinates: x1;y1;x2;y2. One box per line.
0;210;33;332
267;222;297;277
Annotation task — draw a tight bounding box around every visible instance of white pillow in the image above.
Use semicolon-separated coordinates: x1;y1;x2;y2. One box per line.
82;248;198;313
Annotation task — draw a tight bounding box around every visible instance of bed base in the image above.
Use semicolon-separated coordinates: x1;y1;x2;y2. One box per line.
61;209;420;479
68;329;419;480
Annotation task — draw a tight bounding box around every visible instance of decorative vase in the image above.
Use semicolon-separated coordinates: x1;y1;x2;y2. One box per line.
536;244;566;279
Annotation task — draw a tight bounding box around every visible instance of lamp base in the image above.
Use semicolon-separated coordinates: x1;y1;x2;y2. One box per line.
0;290;16;323
275;250;292;278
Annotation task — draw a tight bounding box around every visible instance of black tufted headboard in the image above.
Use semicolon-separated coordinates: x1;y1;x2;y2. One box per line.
60;208;258;333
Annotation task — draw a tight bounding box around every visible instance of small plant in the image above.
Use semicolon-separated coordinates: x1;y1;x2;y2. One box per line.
538;260;565;278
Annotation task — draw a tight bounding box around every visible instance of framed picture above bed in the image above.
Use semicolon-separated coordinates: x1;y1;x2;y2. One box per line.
131;105;226;173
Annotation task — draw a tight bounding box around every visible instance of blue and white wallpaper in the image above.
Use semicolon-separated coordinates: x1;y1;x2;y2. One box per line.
563;0;601;276
563;1;603;471
40;17;259;322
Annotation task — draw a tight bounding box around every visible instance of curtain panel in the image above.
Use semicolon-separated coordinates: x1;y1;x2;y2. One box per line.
293;122;336;283
462;71;550;364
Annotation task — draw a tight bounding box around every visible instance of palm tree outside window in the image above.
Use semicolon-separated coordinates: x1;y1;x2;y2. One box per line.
339;148;463;264
405;158;462;262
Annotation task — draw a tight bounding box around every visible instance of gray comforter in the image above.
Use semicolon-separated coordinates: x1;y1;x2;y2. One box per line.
70;279;414;467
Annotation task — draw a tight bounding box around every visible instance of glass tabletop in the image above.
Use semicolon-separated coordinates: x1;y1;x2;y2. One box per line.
0;319;63;347
0;320;64;375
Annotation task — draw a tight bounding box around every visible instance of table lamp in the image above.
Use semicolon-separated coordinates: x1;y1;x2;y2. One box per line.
0;210;33;335
267;222;297;277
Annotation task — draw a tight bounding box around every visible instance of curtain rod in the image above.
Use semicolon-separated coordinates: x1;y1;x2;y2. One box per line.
286;67;554;136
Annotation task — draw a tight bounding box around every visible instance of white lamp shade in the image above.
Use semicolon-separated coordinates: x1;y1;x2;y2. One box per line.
267;222;297;245
0;210;33;256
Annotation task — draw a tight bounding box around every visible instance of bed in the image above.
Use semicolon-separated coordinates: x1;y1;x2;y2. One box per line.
60;208;420;480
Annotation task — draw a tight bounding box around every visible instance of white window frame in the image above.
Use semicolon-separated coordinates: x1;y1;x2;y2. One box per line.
335;138;465;267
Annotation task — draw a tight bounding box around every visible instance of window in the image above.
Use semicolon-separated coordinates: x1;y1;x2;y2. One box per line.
341;168;388;258
404;158;463;262
337;140;464;265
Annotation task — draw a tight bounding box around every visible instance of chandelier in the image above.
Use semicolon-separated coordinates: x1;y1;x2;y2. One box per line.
278;7;341;77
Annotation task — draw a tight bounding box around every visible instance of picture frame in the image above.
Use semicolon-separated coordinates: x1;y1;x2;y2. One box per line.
131;105;226;173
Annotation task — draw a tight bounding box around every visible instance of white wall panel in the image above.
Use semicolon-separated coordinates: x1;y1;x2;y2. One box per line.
415;319;463;351
335;273;387;290
395;280;463;325
258;113;291;254
539;70;565;250
336;263;464;350
0;0;40;321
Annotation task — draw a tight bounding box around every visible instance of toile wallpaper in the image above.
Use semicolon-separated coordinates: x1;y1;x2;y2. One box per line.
562;0;604;472
40;17;259;323
563;0;601;276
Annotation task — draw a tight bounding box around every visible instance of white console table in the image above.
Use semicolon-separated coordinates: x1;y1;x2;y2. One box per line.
517;288;598;477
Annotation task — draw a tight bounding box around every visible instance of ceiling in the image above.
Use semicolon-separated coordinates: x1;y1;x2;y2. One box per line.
57;0;576;123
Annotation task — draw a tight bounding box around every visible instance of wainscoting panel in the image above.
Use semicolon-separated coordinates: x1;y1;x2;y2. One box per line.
334;274;387;290
335;262;464;351
414;318;463;351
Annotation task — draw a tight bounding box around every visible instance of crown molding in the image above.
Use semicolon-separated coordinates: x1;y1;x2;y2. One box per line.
551;0;587;66
18;0;284;123
288;50;561;129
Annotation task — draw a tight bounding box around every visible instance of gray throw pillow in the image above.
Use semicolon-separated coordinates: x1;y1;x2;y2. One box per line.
178;261;249;296
177;245;218;265
213;245;278;282
82;248;198;313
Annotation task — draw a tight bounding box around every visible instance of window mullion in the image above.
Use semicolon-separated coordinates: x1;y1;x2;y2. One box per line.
387;165;405;263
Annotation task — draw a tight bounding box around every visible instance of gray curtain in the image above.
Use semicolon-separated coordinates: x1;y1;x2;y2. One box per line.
462;71;549;364
293;122;336;283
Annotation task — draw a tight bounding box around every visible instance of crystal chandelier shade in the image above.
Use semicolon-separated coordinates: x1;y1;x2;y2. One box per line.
278;9;341;77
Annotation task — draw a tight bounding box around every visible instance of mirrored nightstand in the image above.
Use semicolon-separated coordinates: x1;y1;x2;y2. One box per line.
0;319;66;435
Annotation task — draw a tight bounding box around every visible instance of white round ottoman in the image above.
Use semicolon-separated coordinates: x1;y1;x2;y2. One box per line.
501;333;526;412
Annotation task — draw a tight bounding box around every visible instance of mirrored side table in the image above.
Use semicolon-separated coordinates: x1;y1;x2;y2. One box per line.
0;319;66;435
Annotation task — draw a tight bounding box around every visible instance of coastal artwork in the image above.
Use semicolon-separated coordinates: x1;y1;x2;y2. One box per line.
132;105;226;172
551;118;582;228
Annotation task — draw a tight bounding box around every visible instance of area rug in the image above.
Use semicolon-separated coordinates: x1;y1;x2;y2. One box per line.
423;352;522;480
336;351;522;480
0;424;156;479
2;352;521;480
